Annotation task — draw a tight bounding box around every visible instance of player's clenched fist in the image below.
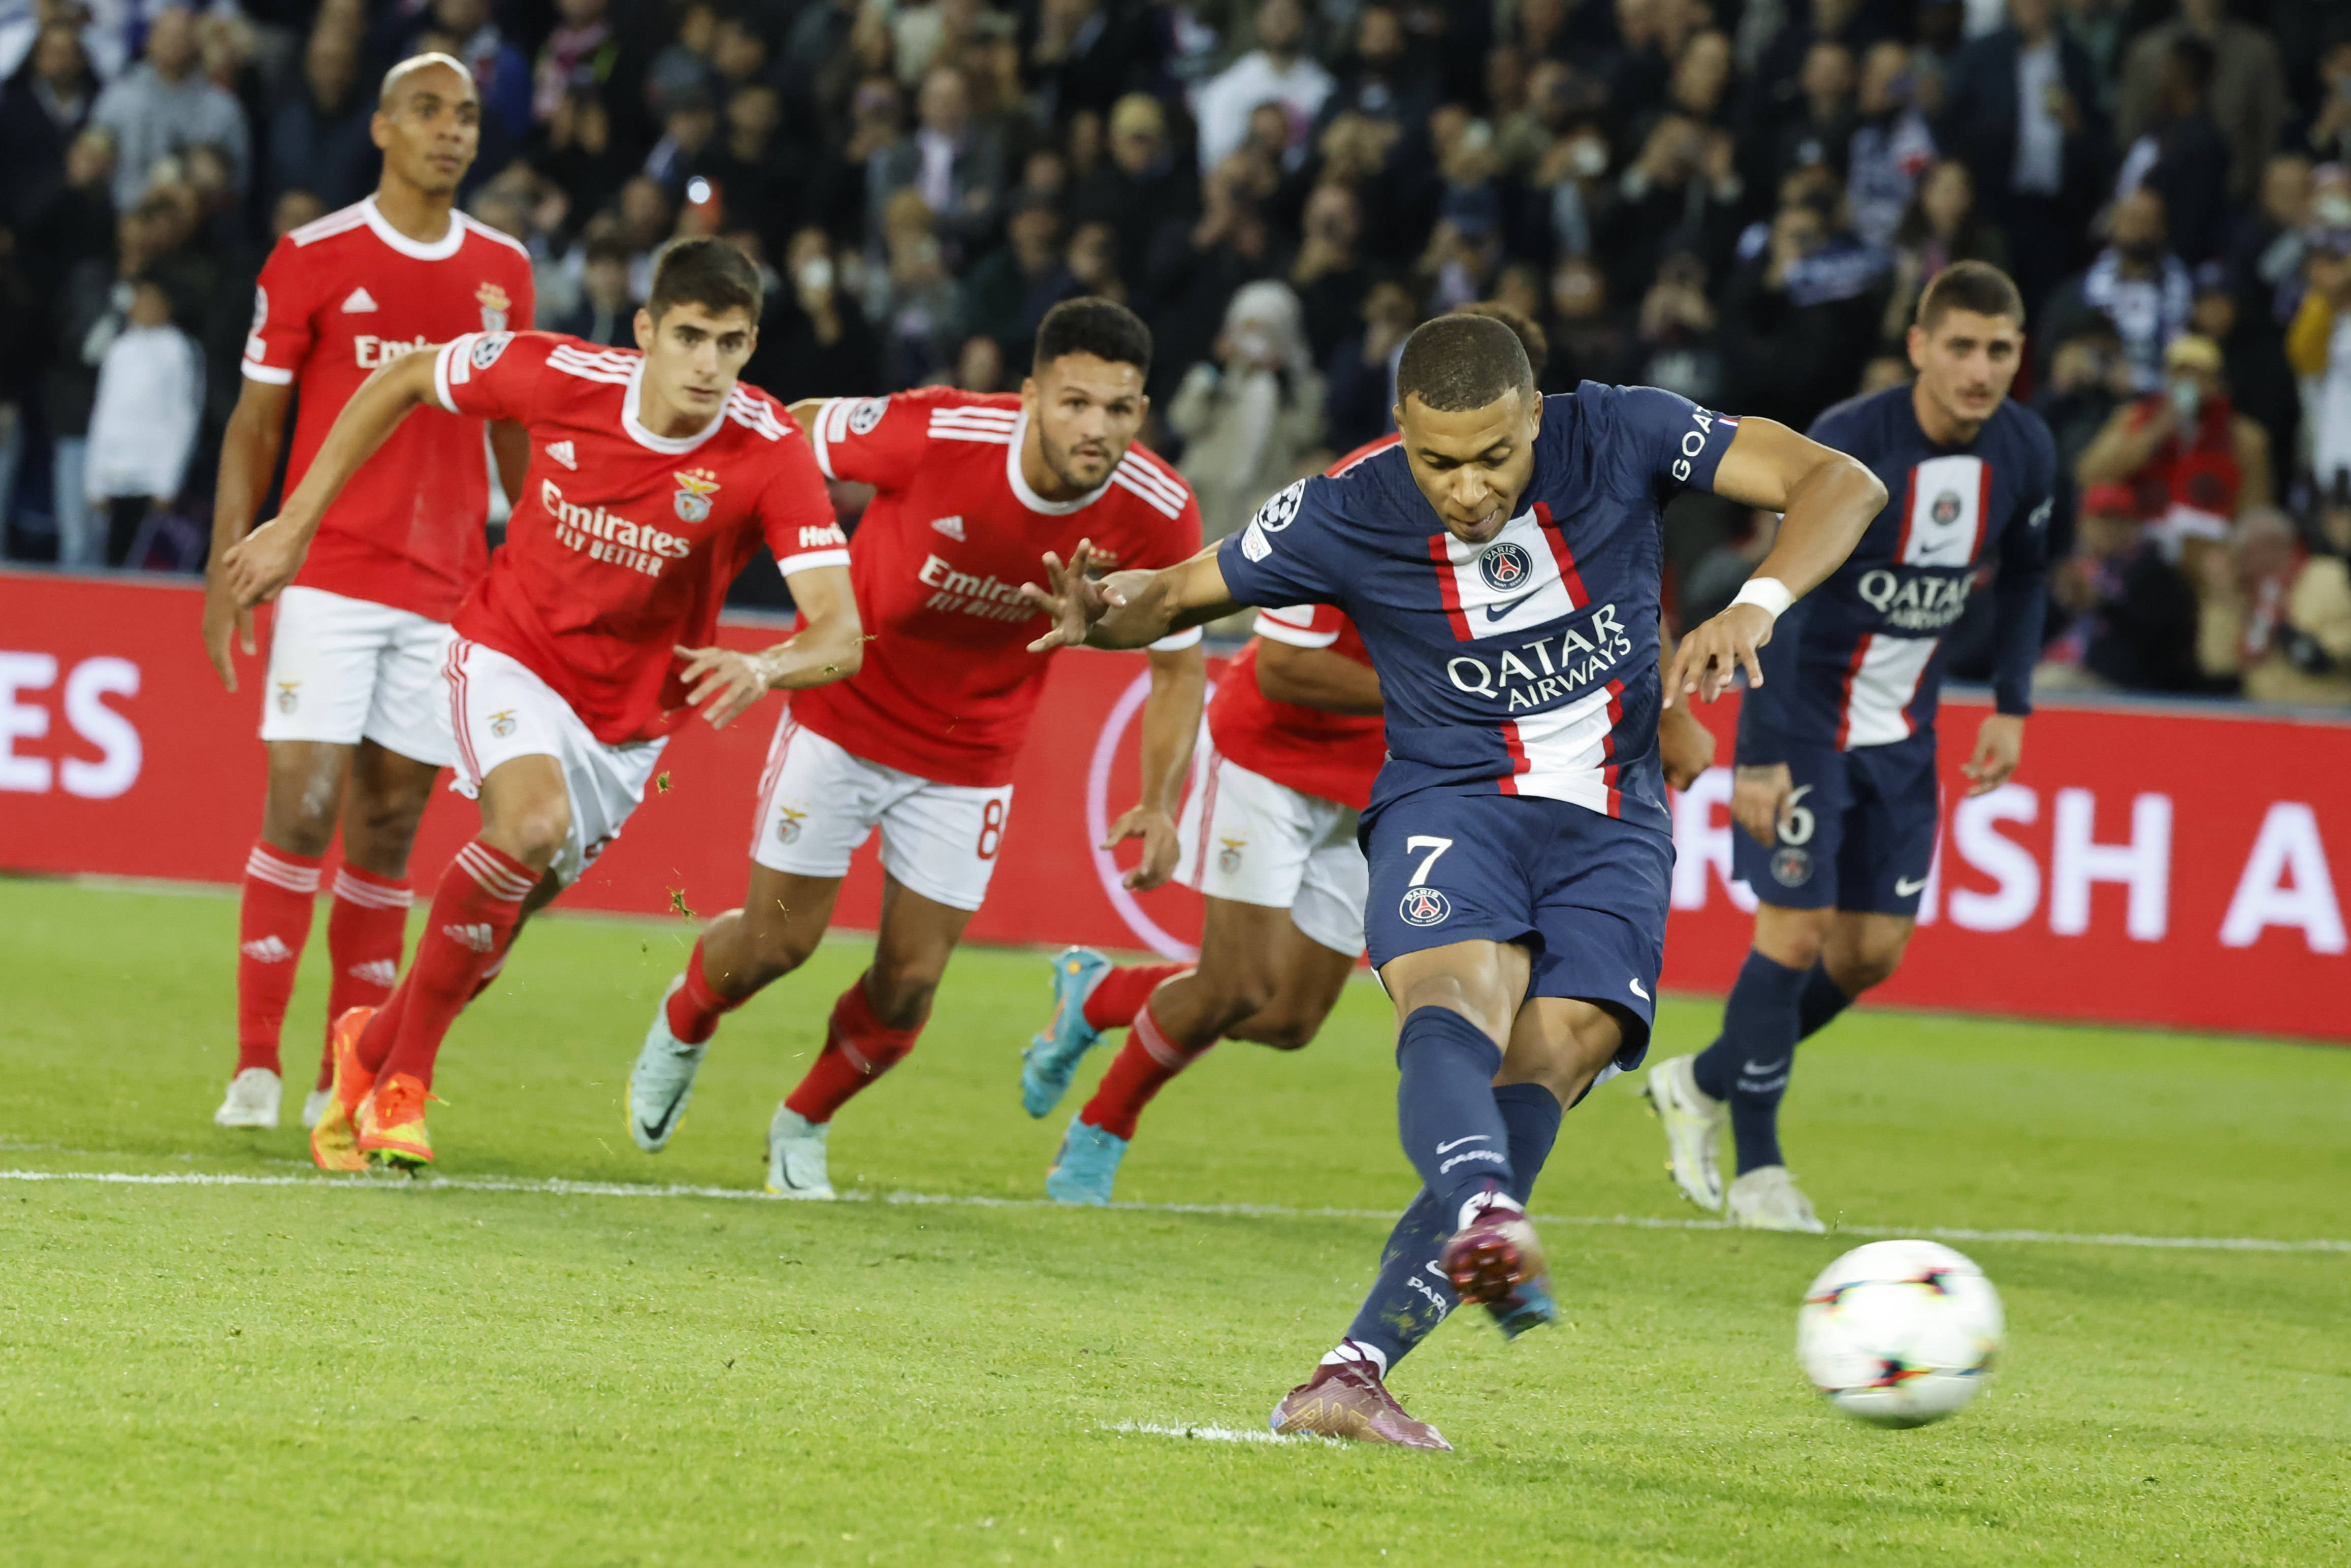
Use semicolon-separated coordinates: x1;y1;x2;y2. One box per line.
1730;762;1795;847
1666;601;1774;707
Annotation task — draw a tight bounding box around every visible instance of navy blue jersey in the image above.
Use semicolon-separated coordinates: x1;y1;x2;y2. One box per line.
1742;386;2054;757
1216;382;1740;834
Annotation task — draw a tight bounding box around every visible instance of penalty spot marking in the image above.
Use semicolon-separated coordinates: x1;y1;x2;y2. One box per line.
0;1167;2344;1256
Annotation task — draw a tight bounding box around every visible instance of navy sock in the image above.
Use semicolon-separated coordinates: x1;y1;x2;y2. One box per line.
1796;963;1853;1041
1342;1187;1456;1369
1395;1006;1511;1225
1492;1082;1564;1205
1690;951;1810;1174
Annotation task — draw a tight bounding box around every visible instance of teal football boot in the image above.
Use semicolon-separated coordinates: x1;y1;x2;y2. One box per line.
1020;946;1113;1117
1045;1116;1126;1206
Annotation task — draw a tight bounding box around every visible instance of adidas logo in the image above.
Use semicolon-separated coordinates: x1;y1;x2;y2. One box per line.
442;923;497;954
548;439;577;470
240;936;294;963
341;286;378;313
930;515;965;540
347;958;399;987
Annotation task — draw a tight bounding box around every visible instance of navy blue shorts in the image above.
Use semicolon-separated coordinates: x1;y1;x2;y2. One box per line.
1731;729;1940;915
1363;790;1672;1064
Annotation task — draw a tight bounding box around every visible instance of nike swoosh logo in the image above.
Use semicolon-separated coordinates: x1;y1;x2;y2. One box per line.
1895;875;1929;896
1433;1135;1490;1154
637;1087;688;1144
1742;1059;1786;1075
1629;977;1650;1001
1480;591;1537;622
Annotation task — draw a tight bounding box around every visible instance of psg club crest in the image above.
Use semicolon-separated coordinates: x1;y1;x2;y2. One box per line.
1477;541;1532;593
489;710;518;739
476;281;511;333
776;805;807;845
672;468;721;524
1770;846;1812;887
1398;887;1452;926
1931;490;1962;526
1217;838;1244;875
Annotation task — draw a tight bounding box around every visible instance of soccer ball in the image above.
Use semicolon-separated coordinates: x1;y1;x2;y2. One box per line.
1796;1239;2003;1428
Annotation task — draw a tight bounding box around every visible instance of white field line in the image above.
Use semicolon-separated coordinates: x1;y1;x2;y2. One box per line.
1101;1421;1339;1447
0;1166;2344;1255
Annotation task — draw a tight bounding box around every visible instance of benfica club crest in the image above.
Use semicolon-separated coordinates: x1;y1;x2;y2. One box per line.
672;468;720;523
476;280;511;333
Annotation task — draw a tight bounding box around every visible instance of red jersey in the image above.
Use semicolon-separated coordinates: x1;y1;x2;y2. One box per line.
1206;435;1393;810
243;197;537;622
1209;605;1386;811
430;331;847;745
790;389;1202;787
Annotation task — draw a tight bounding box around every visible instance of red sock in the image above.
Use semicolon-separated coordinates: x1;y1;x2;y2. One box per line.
1080;1002;1210;1140
1082;962;1191;1032
666;934;748;1045
783;976;921;1123
320;865;410;1089
236;843;322;1075
371;841;534;1091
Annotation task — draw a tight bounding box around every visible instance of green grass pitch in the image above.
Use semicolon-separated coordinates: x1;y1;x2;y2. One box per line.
2;877;2345;1566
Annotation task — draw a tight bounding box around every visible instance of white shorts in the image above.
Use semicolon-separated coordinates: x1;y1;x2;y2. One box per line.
750;715;1013;913
1175;750;1367;957
444;639;667;888
260;585;458;766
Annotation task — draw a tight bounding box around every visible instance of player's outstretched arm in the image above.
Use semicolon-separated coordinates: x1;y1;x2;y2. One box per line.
1256;640;1382;715
1020;540;1242;653
217;350;445;611
201;377;294;689
673;564;866;730
1668;418;1886;705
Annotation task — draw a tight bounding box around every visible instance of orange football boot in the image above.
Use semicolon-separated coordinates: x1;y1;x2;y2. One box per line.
309;1006;377;1172
357;1072;436;1171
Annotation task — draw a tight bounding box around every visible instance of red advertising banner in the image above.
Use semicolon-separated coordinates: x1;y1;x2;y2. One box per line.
2;570;2343;1040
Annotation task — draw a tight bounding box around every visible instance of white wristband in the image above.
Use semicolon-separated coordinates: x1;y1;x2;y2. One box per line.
1729;576;1794;622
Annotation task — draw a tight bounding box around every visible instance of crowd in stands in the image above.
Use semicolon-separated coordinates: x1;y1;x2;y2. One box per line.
3;0;2349;705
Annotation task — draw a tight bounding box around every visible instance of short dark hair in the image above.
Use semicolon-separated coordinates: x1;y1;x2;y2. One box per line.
1449;301;1550;379
646;236;763;324
1916;260;2023;332
1394;312;1534;413
1033;296;1153;375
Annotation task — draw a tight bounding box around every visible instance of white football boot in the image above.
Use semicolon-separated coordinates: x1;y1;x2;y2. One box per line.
213;1067;282;1130
628;975;707;1153
300;1088;332;1130
1643;1054;1727;1211
1727;1165;1827;1233
765;1106;835;1199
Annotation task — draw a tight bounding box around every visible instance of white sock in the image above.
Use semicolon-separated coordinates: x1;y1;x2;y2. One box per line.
1319;1338;1389;1376
1457;1188;1525;1233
